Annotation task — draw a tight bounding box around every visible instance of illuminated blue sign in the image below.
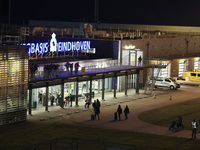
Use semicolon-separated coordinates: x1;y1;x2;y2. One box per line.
50;33;57;52
22;33;91;54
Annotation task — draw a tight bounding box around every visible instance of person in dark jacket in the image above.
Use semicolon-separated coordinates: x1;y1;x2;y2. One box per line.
96;99;101;108
38;91;43;104
70;63;73;74
49;93;55;106
117;105;122;121
93;100;100;120
124;105;130;120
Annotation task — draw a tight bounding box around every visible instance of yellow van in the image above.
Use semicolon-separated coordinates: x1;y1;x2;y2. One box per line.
182;71;200;81
195;69;200;72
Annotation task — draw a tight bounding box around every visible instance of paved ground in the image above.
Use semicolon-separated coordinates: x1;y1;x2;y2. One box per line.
28;85;200;140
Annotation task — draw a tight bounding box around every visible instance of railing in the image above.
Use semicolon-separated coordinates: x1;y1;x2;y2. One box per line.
29;59;166;81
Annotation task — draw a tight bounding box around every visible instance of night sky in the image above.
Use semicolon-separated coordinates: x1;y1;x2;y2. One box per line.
1;0;200;26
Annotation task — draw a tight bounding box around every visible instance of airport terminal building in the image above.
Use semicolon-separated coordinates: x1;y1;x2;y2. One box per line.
1;21;200;125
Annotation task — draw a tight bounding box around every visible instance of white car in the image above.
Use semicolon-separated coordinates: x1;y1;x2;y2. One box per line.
149;76;180;90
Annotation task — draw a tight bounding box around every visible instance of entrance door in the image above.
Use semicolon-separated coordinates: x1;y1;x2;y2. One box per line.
129;51;136;66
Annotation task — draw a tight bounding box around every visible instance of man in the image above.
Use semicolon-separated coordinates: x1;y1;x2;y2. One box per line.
38;91;43;104
65;62;70;72
124;105;130;120
117;105;122;121
75;62;80;74
85;96;91;109
49;93;55;106
191;119;197;139
93;100;100;120
138;55;142;66
70;63;73;74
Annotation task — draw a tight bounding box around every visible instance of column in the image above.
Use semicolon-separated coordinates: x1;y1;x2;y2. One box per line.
45;82;49;111
136;69;140;94
61;79;64;108
76;78;79;106
114;73;117;98
28;84;32;115
89;76;92;101
98;79;100;93
125;72;128;96
102;75;105;100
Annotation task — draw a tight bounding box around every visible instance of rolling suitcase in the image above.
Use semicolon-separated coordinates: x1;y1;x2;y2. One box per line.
114;112;117;121
91;114;95;120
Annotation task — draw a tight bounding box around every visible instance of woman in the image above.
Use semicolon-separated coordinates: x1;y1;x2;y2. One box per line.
117;105;122;121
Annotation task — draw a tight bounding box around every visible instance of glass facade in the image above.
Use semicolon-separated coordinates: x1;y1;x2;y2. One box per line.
0;46;28;125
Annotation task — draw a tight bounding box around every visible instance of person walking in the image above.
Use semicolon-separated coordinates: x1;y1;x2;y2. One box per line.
85;96;91;109
38;91;43;104
65;90;70;106
69;94;73;107
42;92;46;106
93;100;100;120
191;119;197;139
96;99;101;108
117;105;122;121
49;93;55;106
124;105;130;120
177;116;184;129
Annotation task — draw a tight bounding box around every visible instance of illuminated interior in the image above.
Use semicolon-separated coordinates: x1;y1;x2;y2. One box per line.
0;46;28;125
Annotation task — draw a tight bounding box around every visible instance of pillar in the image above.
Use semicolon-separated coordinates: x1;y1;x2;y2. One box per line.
89;76;92;101
125;73;128;96
136;69;140;94
45;82;49;111
114;73;117;98
76;78;79;106
28;84;32;115
102;75;105;100
61;79;64;108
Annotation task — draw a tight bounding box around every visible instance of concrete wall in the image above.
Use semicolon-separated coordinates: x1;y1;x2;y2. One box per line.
171;60;179;77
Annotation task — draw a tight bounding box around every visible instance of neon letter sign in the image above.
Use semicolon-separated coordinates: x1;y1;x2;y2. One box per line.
23;33;91;54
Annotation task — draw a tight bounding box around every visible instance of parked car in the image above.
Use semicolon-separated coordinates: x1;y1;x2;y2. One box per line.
149;76;180;90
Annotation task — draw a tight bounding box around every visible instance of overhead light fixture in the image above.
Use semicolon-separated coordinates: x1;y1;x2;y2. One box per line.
124;45;135;49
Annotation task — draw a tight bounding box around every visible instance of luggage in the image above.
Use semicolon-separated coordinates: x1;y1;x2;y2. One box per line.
114;112;117;121
91;114;95;120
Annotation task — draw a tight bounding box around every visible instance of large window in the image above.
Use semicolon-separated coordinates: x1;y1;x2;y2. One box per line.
194;59;200;71
179;60;187;77
159;63;170;77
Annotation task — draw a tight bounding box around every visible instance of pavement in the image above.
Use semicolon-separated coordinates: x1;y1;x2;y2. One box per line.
28;85;200;140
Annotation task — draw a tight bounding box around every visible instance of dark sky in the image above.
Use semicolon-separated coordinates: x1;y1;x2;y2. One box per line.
1;0;200;26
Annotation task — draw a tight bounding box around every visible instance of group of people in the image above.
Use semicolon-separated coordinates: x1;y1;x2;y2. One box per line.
29;62;39;79
92;99;101;120
169;116;200;140
116;105;130;121
169;115;184;131
43;63;59;79
38;89;74;108
65;61;80;74
38;91;55;106
64;90;73;107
